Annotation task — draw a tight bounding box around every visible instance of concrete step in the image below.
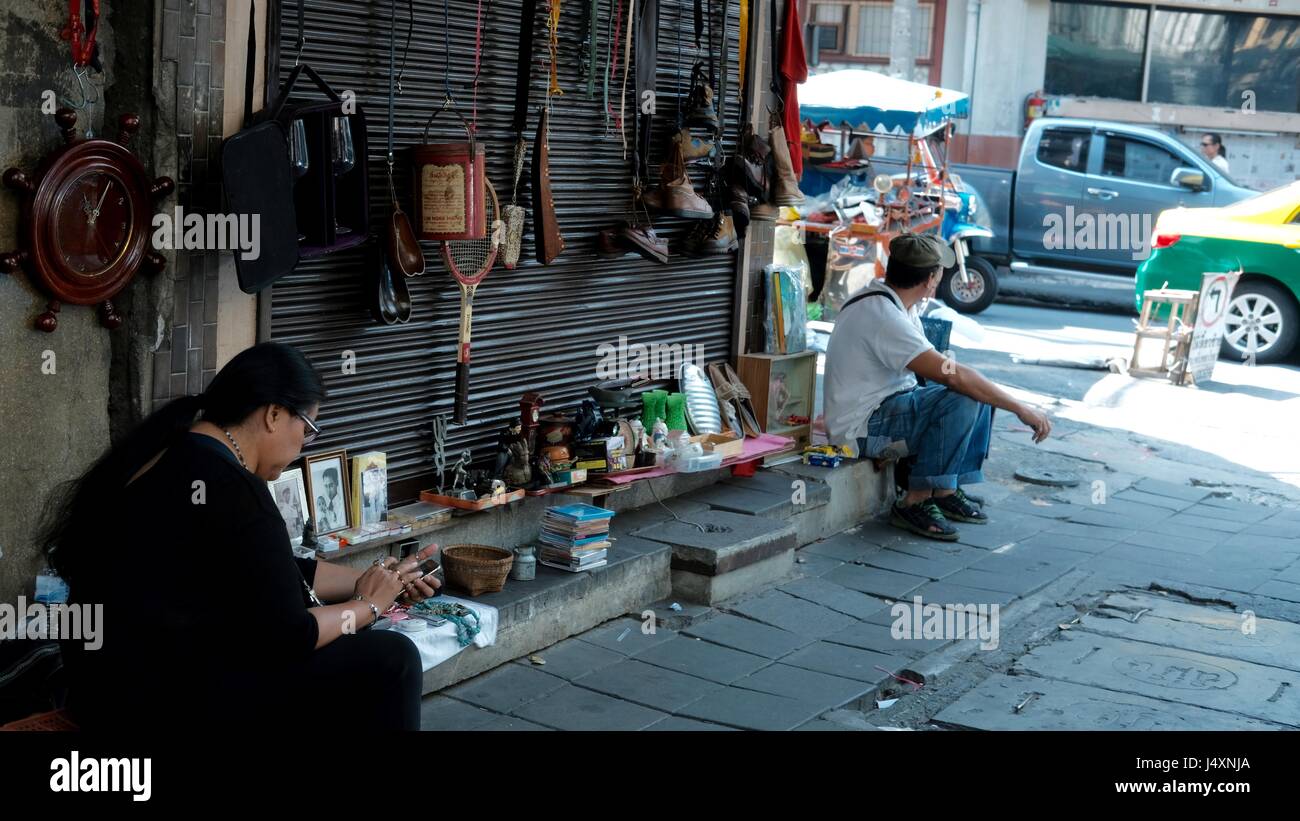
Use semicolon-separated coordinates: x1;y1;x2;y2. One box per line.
417;534;671;695
631;509;798;606
680;459;888;547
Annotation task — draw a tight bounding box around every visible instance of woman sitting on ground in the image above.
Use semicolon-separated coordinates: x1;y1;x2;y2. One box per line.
40;342;439;731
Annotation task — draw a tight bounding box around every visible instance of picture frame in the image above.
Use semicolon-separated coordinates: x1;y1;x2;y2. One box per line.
350;451;388;526
304;450;351;535
268;467;310;546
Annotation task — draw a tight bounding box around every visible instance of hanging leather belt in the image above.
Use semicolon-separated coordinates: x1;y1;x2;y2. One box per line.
515;0;563;264
532;104;564;264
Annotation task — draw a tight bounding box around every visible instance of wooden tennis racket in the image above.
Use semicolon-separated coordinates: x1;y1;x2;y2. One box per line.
443;179;503;424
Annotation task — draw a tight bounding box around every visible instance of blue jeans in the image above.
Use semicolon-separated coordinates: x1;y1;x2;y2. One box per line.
857;385;992;491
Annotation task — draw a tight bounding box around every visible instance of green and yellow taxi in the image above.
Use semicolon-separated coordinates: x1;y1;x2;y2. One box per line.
1136;181;1300;363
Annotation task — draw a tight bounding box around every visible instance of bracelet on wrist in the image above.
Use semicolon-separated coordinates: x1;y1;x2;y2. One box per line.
352;595;381;626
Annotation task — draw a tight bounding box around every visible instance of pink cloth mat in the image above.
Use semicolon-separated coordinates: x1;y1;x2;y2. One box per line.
594;434;795;485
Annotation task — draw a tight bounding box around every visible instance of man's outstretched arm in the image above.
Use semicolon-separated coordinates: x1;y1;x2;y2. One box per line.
907;349;1053;443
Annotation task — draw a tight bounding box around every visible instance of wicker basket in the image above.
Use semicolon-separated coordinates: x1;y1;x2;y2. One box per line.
441;544;514;596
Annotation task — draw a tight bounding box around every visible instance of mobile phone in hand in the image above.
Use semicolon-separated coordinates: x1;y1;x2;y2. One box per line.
413;555;443;596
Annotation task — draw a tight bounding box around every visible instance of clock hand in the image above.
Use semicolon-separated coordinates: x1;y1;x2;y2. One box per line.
90;181;112;224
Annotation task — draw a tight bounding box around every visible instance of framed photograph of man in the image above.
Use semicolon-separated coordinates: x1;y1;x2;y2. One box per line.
305;450;350;535
350;451;388;526
268;467;310;546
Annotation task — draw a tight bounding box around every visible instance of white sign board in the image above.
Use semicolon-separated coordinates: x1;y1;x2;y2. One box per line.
1186;272;1240;384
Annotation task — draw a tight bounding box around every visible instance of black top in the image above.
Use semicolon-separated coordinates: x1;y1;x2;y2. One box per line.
63;432;321;728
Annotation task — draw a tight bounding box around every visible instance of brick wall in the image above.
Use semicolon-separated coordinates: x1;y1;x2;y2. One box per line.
152;0;228;410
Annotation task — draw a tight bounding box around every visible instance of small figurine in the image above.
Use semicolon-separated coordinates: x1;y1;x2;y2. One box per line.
504;434;532;487
494;420;522;480
449;449;474;499
573;399;604;443
301;518;318;548
537;451;555;486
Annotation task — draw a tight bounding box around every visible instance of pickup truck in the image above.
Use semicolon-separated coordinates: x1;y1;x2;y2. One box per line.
888;118;1258;312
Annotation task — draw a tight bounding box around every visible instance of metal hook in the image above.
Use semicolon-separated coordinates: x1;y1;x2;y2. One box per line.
62;63;99;109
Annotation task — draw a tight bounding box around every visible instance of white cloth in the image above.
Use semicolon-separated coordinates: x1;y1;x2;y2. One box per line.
823;279;933;446
387;595;498;672
1211;154;1230;175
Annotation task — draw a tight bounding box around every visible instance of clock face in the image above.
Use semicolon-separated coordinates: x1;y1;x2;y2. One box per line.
54;171;132;276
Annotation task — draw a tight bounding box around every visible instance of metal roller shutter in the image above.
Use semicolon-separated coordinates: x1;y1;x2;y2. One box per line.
267;0;747;502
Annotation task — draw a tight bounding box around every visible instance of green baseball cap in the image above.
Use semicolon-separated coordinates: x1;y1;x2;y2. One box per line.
889;232;956;270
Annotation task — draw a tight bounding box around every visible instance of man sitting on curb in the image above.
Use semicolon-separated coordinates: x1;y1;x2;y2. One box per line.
824;233;1053;540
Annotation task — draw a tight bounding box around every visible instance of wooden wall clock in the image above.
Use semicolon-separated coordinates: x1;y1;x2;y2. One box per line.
2;108;174;332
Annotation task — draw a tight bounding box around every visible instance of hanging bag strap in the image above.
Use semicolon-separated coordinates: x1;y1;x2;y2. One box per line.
242;0;343;128
242;0;257;125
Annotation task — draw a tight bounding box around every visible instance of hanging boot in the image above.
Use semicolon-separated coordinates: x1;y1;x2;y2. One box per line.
769;124;805;206
642;143;715;220
672;127;715;161
685;62;719;131
620;221;670;264
682;212;738;256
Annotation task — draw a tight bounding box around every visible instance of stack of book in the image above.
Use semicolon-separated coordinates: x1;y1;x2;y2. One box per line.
538;503;616;572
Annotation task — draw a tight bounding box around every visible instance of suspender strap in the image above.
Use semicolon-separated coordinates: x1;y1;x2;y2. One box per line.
840;289;894;313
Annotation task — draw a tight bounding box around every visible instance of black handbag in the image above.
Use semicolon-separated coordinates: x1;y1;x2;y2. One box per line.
221;0;370;294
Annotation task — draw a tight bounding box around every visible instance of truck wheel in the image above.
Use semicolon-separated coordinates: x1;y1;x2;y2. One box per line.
1220;280;1299;364
939;256;998;314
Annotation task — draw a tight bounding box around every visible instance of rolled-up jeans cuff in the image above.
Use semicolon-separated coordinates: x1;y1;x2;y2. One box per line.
909;473;958;491
957;470;984;486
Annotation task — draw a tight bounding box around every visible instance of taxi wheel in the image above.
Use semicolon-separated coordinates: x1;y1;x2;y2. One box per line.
1220;281;1298;364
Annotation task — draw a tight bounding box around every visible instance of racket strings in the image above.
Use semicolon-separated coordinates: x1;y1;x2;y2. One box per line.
444;181;501;280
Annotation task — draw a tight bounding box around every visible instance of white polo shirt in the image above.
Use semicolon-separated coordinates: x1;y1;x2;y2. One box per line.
823;279;933;446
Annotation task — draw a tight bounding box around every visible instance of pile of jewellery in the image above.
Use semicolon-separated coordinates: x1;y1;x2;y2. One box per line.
408;600;482;647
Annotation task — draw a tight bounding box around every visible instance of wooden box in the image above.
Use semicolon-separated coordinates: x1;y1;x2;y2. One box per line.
736;351;817;448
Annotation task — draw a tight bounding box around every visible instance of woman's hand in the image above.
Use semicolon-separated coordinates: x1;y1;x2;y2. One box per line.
393;545;443;605
353;557;406;613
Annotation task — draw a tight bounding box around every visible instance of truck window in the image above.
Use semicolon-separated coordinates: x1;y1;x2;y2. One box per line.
1101;136;1186;186
1036;128;1091;172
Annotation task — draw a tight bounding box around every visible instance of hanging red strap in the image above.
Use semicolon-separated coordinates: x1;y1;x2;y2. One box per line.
472;0;484;132
61;0;101;67
608;0;624;121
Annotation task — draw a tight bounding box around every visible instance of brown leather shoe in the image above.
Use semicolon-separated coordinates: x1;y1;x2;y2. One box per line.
620;222;669;264
597;227;635;259
750;201;779;222
682;213;738;256
769;125;805;206
672;127;715;161
642;145;714;220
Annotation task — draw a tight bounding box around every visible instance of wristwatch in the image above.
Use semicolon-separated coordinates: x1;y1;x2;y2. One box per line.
352;595;381;626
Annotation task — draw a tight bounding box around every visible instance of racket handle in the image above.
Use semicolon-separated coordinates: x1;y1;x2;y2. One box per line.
453;360;470;425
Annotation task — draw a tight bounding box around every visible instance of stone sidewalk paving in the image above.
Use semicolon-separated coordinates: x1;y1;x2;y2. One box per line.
418;476;1300;731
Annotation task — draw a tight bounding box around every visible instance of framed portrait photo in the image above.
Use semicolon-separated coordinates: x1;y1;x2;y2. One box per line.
305;450;350;535
350;451;388;527
268;467;310;546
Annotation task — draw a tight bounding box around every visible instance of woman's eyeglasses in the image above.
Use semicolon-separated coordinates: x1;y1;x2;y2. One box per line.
295;412;322;445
